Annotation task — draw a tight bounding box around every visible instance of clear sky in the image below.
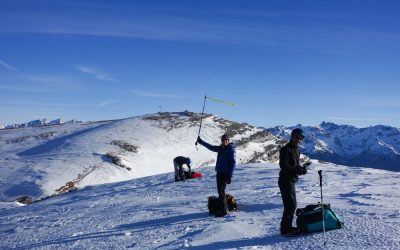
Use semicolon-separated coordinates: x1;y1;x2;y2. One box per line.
1;0;399;128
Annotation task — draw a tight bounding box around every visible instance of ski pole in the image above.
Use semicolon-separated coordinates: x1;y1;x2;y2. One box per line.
195;95;207;149
318;170;326;246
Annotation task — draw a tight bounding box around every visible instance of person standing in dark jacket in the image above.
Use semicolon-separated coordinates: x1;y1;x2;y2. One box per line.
197;134;236;216
173;156;192;182
279;128;310;236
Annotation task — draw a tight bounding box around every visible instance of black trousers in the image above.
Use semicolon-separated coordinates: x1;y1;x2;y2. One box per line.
216;172;228;212
278;178;297;232
173;161;186;181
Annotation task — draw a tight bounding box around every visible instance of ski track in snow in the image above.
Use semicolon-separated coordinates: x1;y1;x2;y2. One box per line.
1;162;399;249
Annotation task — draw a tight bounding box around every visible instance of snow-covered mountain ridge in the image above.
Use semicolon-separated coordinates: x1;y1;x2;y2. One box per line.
0;111;286;202
269;122;400;172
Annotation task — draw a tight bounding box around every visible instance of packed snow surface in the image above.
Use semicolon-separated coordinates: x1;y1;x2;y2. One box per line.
1;162;399;249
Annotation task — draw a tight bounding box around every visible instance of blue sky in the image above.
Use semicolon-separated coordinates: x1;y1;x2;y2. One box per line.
1;0;400;128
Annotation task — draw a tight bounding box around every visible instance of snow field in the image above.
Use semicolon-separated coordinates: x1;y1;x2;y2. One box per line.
1;162;399;249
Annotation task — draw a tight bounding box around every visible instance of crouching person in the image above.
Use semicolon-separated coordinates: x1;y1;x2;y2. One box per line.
173;156;192;182
197;134;236;217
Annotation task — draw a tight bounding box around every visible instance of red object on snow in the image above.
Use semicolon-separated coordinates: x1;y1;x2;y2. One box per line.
191;172;203;178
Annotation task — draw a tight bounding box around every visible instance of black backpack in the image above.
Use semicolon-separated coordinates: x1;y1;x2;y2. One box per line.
208;194;237;215
208;196;222;215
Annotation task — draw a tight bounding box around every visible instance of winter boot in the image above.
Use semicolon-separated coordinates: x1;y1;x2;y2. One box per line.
281;227;300;237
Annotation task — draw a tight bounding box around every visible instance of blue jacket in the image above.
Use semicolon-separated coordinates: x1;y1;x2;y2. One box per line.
198;139;236;177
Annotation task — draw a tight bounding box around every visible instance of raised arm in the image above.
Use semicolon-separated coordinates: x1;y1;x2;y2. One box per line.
197;137;220;152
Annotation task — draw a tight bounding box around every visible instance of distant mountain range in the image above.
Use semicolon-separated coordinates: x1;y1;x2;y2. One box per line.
0;118;80;129
269;122;400;171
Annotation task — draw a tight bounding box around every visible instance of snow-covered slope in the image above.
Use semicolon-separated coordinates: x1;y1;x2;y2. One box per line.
270;122;400;171
1;161;399;249
0;111;285;202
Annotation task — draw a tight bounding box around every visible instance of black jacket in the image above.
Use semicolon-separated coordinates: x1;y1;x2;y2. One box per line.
279;142;301;183
174;156;189;166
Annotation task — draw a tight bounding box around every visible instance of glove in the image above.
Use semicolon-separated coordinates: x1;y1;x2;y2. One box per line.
226;176;232;184
296;166;307;175
303;162;312;168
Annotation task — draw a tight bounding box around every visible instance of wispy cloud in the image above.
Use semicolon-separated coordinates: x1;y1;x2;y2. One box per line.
0;84;54;93
326;116;390;122
0;4;338;48
73;65;119;83
0;59;18;72
2;101;89;107
359;97;400;108
131;89;183;98
1;1;399;55
314;95;400;108
97;99;120;107
25;75;66;83
24;75;84;92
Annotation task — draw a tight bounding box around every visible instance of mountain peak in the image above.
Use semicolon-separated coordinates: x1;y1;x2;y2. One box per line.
319;121;340;129
270;122;400;171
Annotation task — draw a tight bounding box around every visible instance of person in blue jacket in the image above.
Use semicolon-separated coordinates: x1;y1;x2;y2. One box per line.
197;133;236;216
